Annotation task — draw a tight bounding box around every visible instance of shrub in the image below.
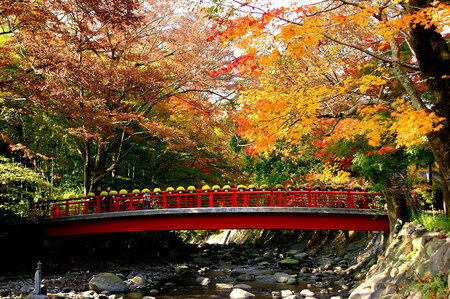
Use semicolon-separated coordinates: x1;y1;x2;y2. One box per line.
353;185;362;190
325;185;333;190
248;184;256;189
212;185;220;190
187;186;196;191
87;192;95;197
132;189;140;194
77;194;85;198
237;185;246;189
275;184;283;189
109;190;118;196
100;191;108;196
142;188;150;193
202;185;211;190
177;186;185;192
119;189;128;195
260;184;268;189
337;185;344;190
47;196;55;201
68;194;76;199
166;187;174;192
153;188;161;193
414;212;450;231
56;196;64;201
223;185;231;190
313;185;321;190
299;184;306;189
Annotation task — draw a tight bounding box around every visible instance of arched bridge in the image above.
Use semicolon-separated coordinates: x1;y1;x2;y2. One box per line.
31;188;390;236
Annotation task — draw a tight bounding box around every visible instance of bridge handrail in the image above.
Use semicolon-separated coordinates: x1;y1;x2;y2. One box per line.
29;188;384;219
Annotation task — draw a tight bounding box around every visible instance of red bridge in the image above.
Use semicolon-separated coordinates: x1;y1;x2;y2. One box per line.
31;188;390;236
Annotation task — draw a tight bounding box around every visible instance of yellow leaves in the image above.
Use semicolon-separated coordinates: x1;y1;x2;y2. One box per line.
390;99;445;147
357;74;387;94
313;163;351;184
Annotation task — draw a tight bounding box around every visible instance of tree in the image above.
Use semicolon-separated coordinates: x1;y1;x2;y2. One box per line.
206;0;450;222
1;0;237;193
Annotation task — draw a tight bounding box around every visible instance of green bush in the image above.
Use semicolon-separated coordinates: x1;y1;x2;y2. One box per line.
248;184;256;189
237;185;246;189
177;186;185;192
87;192;95;197
68;194;76;199
412;272;449;298
202;185;211;190
212;185;220;190
414;212;450;231
260;184;268;189
275;184;283;189
153;188;161;193
142;188;150;193
166;187;174;192
132;189;140;194
223;185;231;190
119;189;128;195
187;186;196;191
109;190;118;196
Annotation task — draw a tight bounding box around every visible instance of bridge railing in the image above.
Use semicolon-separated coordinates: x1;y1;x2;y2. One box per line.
29;188;384;219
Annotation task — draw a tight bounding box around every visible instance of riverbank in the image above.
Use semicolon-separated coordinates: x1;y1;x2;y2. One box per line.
0;229;384;298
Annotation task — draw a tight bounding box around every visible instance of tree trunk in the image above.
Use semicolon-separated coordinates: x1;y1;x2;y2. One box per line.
405;0;450;214
382;175;409;232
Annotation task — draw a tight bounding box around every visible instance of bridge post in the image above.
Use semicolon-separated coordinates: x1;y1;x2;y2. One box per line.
243;194;247;207
209;193;213;207
129;196;133;211
177;194;181;208
308;190;312;207
97;197;101;213
197;193;201;208
232;191;237;207
348;191;354;208
163;194;167;209
65;200;69;216
269;191;274;206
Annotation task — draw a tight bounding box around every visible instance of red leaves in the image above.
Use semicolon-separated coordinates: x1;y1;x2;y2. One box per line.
210;54;255;76
365;146;398;156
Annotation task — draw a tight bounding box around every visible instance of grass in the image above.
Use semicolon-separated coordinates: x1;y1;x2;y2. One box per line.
413;211;450;232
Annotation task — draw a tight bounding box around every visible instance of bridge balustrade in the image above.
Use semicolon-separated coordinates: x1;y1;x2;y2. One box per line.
29;188;383;219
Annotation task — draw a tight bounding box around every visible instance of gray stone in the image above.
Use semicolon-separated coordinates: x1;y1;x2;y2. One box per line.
271;291;281;299
27;295;48;299
412;235;432;251
430;240;450;275
229;288;255;298
149;289;159;295
274;272;291;283
300;289;315;297
290;244;306;252
216;283;234;289
280;289;294;297
89;273;128;293
286;278;297;285
200;277;210;286
234;284;252;290
237;274;255;281
293;252;308;260
193;257;212;266
20;285;35;294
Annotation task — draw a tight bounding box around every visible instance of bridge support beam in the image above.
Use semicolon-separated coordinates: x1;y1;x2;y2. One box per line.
42;209;390;236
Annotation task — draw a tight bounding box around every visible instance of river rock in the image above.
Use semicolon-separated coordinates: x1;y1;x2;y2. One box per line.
286;277;297;285
300;289;315;297
229;288;255;298
217;283;234;289
130;276;147;287
280;289;294;297
237;273;255;281
193;257;212;266
89;273;128;293
290;244;306;252
20;285;35;294
234;284;251;290
294;252;308;260
274;272;291;283
200;277;210;286
279;259;300;268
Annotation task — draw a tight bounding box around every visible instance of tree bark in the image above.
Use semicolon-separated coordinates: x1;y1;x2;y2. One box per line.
382;175;409;232
403;0;450;213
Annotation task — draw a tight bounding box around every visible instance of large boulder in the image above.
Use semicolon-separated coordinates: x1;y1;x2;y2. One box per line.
229;288;255;298
274;272;291;283
89;273;128;293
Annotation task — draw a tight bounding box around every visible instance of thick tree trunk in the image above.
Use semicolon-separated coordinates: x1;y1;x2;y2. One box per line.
382;175;409;232
404;1;450;213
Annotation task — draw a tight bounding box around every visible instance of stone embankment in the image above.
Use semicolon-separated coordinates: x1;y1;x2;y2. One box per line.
350;222;449;298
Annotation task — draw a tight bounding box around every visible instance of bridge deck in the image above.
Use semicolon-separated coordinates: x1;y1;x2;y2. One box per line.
32;189;389;235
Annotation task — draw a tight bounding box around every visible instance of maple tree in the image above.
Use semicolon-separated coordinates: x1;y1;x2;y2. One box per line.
0;0;239;193
206;0;450;224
